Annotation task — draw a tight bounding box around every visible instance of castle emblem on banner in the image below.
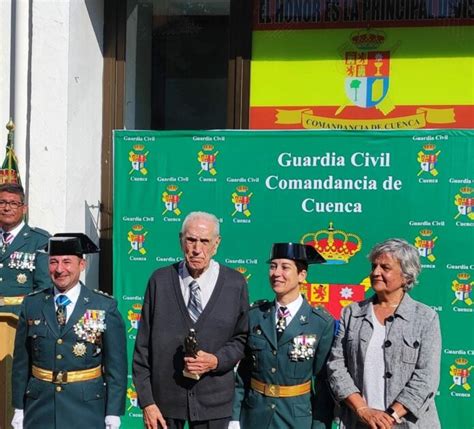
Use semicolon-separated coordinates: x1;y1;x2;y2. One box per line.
162;185;183;216
449;358;473;392
197;144;219;176
454;187;474;220
127;224;147;255
344;29;390;110
127;385;139;410
414;229;437;262
417;144;441;177
127;303;142;332
299;222;365;319
129;144;149;176
451;273;473;307
300;222;362;264
231;186;253;217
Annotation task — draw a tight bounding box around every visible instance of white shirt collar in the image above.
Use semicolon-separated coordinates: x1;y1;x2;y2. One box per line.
54;282;81;305
182;259;218;287
2;221;25;240
275;294;303;323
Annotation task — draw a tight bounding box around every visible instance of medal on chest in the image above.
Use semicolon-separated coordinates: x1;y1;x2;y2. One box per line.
289;334;317;361
73;309;106;344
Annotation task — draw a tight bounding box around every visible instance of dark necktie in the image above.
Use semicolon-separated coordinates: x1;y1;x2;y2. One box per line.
56;295;71;326
187;280;202;323
276;306;290;340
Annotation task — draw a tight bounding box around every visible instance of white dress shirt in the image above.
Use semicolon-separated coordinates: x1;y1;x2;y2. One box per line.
54;283;81;323
275;294;304;326
179;259;220;309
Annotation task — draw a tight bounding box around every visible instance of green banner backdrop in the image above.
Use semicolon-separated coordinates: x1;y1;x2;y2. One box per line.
113;129;473;428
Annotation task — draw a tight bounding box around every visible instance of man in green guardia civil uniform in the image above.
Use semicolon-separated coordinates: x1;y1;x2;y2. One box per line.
231;243;335;429
0;183;51;314
11;233;127;429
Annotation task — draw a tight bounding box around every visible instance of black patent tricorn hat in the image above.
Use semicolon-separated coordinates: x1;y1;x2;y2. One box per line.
43;233;100;257
268;242;325;264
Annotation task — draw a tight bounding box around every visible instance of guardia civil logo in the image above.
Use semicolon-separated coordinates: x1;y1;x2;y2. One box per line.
127;303;142;332
449;358;473;396
454;187;474;221
197;144;219;176
128;144;149;180
417;144;441;178
127;384;138;410
451;273;473;309
231;186;253;219
344;29;390;110
235;266;252;283
414;229;438;263
162;185;183;216
127;224;147;255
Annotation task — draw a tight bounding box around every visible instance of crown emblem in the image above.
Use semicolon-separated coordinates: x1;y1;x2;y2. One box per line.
132;303;142;310
133;144;145;151
422;144;436;151
459;187;472;195
455;358;469;366
235;266;247;274
236;185;248;193
202;144;214;151
132;224;144;232
301;222;362;264
351;29;385;50
419;229;433;237
458;273;471;281
127;387;138;400
167;185;178;192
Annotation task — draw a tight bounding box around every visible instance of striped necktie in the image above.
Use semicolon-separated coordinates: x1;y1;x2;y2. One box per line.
276;306;290;340
2;231;13;249
56;294;72;326
187;280;202;323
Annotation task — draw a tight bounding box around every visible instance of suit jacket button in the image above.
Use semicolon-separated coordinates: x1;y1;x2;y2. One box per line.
384;340;392;348
270;404;275;409
57;339;63;344
272;350;277;356
56;386;62;392
56;354;63;360
386;316;394;322
385;371;392;378
271;367;276;373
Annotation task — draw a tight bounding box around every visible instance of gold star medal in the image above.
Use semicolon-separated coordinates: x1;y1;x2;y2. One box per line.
17;273;27;284
72;342;87;357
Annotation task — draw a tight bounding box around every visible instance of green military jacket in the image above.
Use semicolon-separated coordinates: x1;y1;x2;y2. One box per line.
0;224;51;314
232;298;335;429
12;284;128;429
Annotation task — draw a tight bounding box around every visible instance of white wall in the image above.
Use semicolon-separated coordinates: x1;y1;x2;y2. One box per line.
2;0;105;287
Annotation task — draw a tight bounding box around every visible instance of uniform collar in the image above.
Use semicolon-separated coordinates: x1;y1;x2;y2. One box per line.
1;220;25;240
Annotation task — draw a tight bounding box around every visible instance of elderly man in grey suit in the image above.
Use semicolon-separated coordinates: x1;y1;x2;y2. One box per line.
133;211;249;429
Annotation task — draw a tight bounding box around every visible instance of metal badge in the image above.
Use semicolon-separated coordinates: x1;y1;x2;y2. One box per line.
17;273;28;284
72;342;87;357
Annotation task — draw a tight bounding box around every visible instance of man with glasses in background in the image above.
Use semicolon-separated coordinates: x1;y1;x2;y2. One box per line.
133;211;249;429
0;183;50;315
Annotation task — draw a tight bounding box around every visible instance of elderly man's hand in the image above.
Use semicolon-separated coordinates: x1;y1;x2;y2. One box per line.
357;407;394;429
143;404;167;429
184;350;218;375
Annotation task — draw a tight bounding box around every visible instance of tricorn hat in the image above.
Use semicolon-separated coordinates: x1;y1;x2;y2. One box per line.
44;233;100;257
268;242;325;264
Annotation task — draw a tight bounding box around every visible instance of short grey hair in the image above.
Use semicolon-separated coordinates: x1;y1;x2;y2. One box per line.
368;238;421;291
180;211;220;237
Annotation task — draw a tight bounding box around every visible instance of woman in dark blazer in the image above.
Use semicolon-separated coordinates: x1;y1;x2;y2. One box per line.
327;238;441;429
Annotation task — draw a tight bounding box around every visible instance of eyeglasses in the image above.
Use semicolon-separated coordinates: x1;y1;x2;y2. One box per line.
0;200;24;209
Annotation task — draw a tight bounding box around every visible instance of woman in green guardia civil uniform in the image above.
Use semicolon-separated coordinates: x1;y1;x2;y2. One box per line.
230;243;335;429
